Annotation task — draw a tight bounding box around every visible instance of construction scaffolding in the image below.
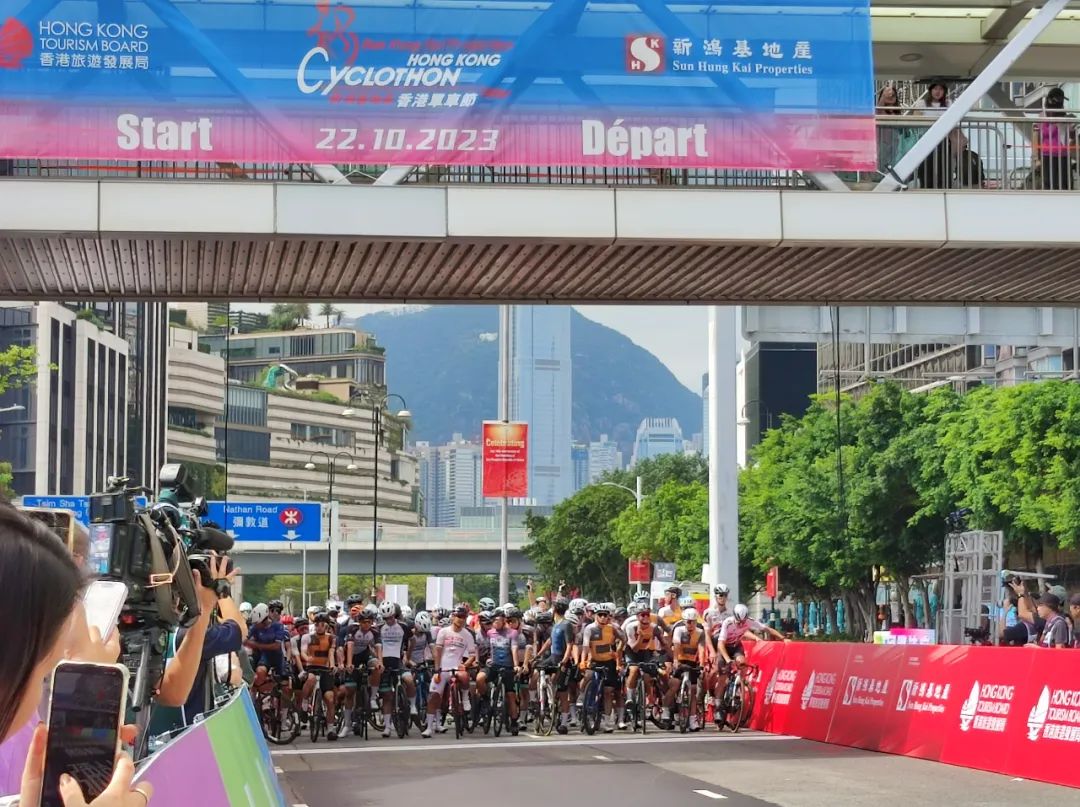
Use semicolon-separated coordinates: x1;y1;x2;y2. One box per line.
940;531;1005;646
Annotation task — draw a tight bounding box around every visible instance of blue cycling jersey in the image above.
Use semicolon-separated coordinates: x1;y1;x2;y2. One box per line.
549;620;573;660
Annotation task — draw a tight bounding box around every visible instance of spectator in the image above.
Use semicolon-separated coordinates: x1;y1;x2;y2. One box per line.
878;85;902;114
1069;593;1080;648
0;503;151;804
912;81;952;189
1034;593;1070;648
877;85;906;173
1032;87;1075;191
999;590;1027;646
1008;579;1043;643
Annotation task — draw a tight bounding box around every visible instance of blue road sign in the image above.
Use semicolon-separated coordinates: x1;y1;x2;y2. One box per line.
206;501;323;543
22;495;148;526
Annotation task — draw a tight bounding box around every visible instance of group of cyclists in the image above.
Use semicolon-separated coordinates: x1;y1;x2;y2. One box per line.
240;582;788;743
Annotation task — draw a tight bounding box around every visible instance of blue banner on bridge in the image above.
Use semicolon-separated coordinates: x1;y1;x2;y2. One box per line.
0;0;875;169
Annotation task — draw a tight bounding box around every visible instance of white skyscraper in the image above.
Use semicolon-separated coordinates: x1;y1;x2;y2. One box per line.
588;433;622;483
415;434;482;526
631;418;685;466
499;306;573;506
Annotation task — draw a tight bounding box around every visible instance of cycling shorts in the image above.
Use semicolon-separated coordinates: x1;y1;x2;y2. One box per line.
674;662;701;684
307;666;336;694
254;651;286;677
625;650;664;668
590;659;620;689
722;642;746;662
379;657;413;692
484;664;517;691
348;657;378;688
431;667;466;697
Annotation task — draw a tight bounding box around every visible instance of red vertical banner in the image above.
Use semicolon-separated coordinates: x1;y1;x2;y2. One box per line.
765;567;779;599
482;421;528;498
627;559;651;584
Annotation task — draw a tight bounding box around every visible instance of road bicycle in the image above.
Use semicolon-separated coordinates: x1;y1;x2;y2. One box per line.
534;663;560;736
382;667;413;738
626;661;664;735
412;662;433;731
674;665;702;734
720;661;759;733
580;664;608;736
306;670;328;743
255;676;300;746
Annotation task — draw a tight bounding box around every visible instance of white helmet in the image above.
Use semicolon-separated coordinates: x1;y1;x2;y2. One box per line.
603;602;616;614
479;597;496;611
565;612;580;626
683;607;698;623
734;603;749;622
714;584;730;596
569;598;586;611
378;601;397;618
239;601;253;614
627;602;642;617
400;605;413;620
250;603;270;624
414;611;432;632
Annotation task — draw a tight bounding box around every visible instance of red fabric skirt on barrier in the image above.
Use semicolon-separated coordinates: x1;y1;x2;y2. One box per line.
747;641;1080;789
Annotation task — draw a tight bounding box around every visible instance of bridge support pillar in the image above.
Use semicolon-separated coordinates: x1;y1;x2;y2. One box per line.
708;306;740;601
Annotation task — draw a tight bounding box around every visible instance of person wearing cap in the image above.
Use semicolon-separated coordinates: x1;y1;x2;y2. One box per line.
1034;593;1070;648
1033;87;1076;190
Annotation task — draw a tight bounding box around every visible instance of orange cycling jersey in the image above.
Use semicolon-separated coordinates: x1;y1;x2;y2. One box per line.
632;620;656;650
306;634;333;667
588;624;619;662
662;607;683;627
676;624;701;664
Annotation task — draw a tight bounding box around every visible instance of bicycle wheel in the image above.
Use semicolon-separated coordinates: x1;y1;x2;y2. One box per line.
492;680;505;738
394;684;411;738
583;678;602;736
737;678;755;730
452;682;465;740
677;679;691;734
723;677;745;733
413;670;429;731
309;690;324;743
635;677;647;735
536;673;556;736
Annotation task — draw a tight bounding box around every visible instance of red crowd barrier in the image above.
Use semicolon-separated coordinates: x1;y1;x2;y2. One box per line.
745;641;1080;789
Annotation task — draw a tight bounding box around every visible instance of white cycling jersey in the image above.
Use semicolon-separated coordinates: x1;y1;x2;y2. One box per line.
717;616;765;646
703;606;731;638
434;625;477;671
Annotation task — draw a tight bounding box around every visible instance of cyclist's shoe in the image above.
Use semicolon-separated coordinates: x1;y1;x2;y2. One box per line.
382;726;392;738
689;716;700;731
298;710;309;726
421;726;433;738
435;721;448;734
327;728;338;741
556;722;569;735
370;695;380;710
660;718;674;730
340;723;351;738
461;694;472;711
617;718;629;730
603;714;615;733
510;722;520;736
410;702;419;716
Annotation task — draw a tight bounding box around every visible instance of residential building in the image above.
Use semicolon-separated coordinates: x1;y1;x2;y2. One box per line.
499;306;573;506
0;302;129;496
587;433;622;483
201;327;386;389
166;325;420;534
415;434;483;527
631;418;684;466
571;442;589;492
415;442;444;527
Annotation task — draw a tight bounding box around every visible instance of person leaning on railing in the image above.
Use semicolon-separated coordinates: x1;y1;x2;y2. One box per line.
1032;87;1076;191
0;503;153;807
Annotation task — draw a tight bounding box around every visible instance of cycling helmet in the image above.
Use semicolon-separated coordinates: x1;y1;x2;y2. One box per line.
400;605;414;620
363;604;379;619
281;614;295;626
679;595;694;608
569;603;586;616
479;597;496;611
734;603;749;622
504;606;522;620
239;601;253;615
268;599;284;612
634;592;650;604
594;603;611;616
451;605;469;618
569;598;587;611
586;602;598;613
536;610;554;625
250;603;270;624
603;602;616;614
434;606;450;621
614;607;628;620
314;611;331;625
478;610;495;624
627;602;642;617
414;611;432;632
345;593;364;607
683;607;698;623
500;602;516;613
714;584;730;596
523;608;537;625
565;612;580;626
456;602;472;614
439;618;450;628
378;600;397;619
293;618;309;631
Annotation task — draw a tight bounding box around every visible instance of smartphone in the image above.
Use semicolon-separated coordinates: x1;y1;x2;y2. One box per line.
40;662;128;807
83;580;128;641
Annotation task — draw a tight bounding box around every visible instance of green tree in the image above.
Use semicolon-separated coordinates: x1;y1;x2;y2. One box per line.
0;344;37;394
611;479;709;580
268;303;311;331
604;452;708;493
524;485;632;601
318;303;343;328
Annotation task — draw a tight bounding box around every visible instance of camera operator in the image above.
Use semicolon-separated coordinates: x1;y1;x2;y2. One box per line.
155;554;247;725
0;503;152;806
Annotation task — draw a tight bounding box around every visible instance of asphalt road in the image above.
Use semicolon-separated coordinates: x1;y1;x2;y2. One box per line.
271;724;1076;807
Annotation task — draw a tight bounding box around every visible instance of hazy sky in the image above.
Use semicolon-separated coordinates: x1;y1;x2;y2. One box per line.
240;303;711;392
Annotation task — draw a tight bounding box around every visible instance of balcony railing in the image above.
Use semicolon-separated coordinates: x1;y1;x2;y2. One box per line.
2;108;1077;192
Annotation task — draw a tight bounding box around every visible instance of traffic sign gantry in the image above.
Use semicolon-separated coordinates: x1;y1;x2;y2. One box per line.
206;501;322;543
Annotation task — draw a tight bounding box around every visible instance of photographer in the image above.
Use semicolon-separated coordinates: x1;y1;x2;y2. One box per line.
0;503;152;806
155;555;247;725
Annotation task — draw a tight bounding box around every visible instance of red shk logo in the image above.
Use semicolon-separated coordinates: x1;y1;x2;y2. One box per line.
626;34;664;74
280;508;303;526
0;18;32;69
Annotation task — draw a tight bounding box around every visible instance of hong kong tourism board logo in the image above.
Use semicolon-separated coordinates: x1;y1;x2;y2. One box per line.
0;18;32;68
626;34;664;73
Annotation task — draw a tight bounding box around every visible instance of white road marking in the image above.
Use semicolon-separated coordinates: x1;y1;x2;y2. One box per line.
693;790;728;800
272;732;792;756
1011;778;1025;782
593;754;611;761
274;767;284;774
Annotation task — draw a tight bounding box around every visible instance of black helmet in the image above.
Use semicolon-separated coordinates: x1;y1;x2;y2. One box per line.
478;610;495;624
503;605;522;620
314;611;331;625
614;607;628;620
345;593;364;607
268;599;284;612
536;610;554;624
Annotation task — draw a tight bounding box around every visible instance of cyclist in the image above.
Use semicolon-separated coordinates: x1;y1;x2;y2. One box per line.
505;606;532;730
300;612;340;740
624;601;664;728
580;602;625;733
246;603;290;695
470;597;496;631
268;599;285;623
343;609;380;734
476;608;524;735
669;607;705;731
408;611;435;722
658;585;684;627
717;603;788;671
423;605;477;737
704;584;733;721
375;600;417;738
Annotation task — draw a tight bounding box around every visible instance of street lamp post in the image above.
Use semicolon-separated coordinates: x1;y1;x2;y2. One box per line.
601;476;645;595
343;392;410;600
738;399;774;430
304;450;357;601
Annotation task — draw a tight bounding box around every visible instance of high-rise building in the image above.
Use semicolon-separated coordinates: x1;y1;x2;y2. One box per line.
415;442;444;527
414;434;482;527
571;442;589;492
587;433;622;483
631;418;684;466
0;302;129;496
499;306;573;506
113;303;169;491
